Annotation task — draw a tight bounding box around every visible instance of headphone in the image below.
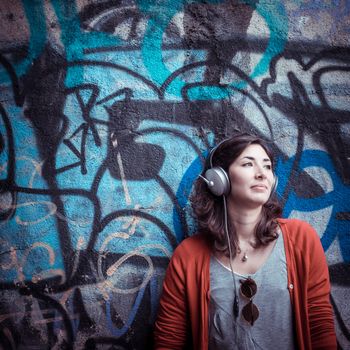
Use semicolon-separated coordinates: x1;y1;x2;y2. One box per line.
199;139;278;197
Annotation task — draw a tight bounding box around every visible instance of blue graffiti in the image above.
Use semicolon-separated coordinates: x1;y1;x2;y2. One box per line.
174;153;204;242
0;0;119;85
139;0;288;99
276;150;350;262
106;286;146;337
50;0;120;88
1;0;288;97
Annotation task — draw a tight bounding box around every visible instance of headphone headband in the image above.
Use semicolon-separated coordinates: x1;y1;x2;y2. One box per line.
209;138;230;168
204;138;232;196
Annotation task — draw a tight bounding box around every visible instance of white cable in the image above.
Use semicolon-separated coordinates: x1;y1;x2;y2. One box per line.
223;196;239;318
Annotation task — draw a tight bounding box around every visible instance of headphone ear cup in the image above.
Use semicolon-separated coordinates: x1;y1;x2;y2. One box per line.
204;167;230;196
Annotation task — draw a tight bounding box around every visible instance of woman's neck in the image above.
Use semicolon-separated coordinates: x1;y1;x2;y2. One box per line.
227;204;262;243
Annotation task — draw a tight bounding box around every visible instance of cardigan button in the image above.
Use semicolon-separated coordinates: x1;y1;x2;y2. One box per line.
289;284;294;290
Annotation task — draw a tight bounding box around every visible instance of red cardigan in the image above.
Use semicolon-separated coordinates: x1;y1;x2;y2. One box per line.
154;218;337;349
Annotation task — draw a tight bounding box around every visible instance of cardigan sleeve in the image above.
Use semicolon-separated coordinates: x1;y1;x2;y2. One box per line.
153;246;190;349
305;223;337;349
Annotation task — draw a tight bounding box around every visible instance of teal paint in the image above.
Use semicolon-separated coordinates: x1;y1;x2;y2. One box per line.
50;0;121;88
139;0;182;95
0;0;121;86
139;0;288;100
1;0;287;95
246;0;288;80
186;86;230;101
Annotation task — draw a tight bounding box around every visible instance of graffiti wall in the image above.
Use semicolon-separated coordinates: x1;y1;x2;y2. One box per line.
0;0;349;348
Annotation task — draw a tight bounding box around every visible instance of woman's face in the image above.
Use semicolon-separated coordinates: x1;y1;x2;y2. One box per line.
227;144;274;209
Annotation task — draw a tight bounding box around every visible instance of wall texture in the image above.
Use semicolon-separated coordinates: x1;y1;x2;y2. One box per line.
0;0;349;349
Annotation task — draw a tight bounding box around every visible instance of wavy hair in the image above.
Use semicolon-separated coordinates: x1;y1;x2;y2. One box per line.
190;133;282;256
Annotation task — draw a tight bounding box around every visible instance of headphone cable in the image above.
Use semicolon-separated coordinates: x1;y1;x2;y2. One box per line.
222;195;239;318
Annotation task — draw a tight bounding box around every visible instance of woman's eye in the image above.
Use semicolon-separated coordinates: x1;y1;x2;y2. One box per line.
242;162;253;167
264;164;272;169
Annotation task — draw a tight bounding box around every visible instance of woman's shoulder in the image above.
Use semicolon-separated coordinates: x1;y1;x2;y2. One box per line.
277;218;320;245
277;217;314;230
172;233;211;259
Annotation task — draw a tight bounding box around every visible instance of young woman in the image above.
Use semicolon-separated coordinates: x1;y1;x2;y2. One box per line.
154;133;337;349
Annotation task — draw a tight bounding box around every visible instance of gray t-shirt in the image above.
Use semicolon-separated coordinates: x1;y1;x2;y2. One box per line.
209;233;296;349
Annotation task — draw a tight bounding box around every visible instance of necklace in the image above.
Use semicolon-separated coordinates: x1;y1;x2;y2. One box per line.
239;241;256;263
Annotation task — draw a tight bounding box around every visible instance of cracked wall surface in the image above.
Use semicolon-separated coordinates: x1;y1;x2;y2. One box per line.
0;0;349;348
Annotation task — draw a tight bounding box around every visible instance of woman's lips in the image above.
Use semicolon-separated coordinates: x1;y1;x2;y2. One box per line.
251;184;268;190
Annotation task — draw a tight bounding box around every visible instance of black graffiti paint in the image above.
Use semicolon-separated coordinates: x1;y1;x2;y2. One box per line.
0;1;349;349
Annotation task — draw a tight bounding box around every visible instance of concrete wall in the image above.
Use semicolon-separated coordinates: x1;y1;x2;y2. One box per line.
0;0;349;349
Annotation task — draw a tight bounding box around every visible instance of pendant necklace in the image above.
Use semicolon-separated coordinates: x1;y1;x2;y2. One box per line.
241;251;248;262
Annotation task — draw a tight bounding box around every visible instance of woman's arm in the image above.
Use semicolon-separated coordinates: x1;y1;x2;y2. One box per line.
154;249;190;349
306;225;337;349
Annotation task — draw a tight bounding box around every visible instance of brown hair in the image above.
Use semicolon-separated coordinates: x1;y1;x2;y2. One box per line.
190;133;282;256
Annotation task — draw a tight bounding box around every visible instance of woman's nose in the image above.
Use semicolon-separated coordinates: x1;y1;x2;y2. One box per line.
255;168;267;179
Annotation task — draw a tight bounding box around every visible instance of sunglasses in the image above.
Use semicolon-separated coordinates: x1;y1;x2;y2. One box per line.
239;277;259;326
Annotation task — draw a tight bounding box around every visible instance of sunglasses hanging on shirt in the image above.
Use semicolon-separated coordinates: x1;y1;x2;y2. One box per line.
239;276;259;326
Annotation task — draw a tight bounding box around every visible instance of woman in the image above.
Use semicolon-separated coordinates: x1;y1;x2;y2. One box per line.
154;133;337;349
